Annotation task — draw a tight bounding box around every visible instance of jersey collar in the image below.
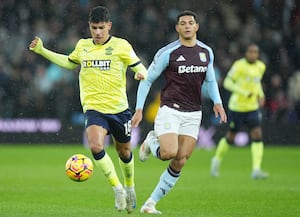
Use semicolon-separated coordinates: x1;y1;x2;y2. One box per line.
93;35;112;46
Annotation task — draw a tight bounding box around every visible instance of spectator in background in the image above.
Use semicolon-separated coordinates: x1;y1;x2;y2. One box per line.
0;0;299;127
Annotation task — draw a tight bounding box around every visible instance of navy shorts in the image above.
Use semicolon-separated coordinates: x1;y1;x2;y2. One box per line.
84;109;132;143
228;110;262;132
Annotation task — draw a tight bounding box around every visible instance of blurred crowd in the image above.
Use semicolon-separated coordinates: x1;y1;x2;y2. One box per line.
0;0;300;128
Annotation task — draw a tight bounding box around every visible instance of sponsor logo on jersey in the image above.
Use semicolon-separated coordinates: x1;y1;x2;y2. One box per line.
199;52;207;62
83;60;111;70
178;65;207;74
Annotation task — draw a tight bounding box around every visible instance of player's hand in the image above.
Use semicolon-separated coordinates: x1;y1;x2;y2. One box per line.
132;109;143;127
29;36;44;54
213;103;227;124
247;92;254;98
258;97;265;107
134;72;145;80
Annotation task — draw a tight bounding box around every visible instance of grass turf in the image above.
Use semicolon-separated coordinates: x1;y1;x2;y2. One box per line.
0;145;299;217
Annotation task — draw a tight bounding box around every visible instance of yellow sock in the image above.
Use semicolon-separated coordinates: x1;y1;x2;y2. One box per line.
93;153;121;187
119;154;134;187
251;141;264;170
214;137;230;161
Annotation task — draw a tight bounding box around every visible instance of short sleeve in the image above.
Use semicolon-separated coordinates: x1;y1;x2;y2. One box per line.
227;61;240;80
68;40;82;64
120;40;140;66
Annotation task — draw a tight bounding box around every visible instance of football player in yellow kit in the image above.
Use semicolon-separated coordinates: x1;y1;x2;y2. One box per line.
211;44;269;179
29;6;147;213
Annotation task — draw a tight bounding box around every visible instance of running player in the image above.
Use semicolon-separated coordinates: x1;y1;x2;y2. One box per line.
210;44;268;179
132;10;227;214
29;6;147;213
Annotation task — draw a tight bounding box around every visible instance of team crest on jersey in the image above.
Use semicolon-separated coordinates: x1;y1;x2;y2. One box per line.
199;52;207;62
105;47;113;55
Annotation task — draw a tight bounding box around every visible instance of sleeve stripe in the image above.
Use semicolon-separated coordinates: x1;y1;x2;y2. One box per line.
129;60;142;68
68;57;79;65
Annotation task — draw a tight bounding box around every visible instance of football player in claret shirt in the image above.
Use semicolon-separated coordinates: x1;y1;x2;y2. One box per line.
210;44;269;180
29;6;147;213
131;10;227;214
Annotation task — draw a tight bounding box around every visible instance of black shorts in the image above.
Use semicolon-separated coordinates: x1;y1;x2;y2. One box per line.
84;109;132;143
228;110;261;132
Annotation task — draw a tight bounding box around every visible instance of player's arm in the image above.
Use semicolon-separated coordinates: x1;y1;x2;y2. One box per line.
121;40;147;80
223;63;250;97
257;63;266;107
129;61;148;80
29;36;78;70
132;50;168;127
204;51;227;123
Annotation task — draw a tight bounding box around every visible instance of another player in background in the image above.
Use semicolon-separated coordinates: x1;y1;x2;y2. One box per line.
210;44;269;179
132;10;227;214
29;6;147;213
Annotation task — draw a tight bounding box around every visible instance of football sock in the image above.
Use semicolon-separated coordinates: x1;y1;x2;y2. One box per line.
214;137;230;161
149;135;160;159
92;150;121;187
150;165;180;203
251;141;264;171
118;152;134;187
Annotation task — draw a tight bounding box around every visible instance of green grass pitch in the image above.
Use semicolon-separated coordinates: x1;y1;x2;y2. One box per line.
1;144;300;217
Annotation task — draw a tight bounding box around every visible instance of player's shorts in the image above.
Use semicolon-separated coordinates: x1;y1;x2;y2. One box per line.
154;105;202;140
228;110;262;132
84;109;132;143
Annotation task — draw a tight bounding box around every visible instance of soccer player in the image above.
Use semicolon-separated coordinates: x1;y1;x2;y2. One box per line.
29;6;147;213
131;10;227;214
210;44;269;179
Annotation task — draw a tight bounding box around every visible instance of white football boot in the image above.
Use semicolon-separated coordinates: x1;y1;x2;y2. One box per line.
125;187;136;213
139;130;156;162
140;198;162;214
251;169;269;179
114;187;126;211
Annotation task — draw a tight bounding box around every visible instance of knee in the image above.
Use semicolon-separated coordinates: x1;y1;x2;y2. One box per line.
171;157;187;171
159;148;177;161
117;147;131;159
88;137;103;153
251;128;263;140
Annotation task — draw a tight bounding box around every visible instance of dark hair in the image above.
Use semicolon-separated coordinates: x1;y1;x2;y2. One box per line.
246;43;259;52
176;10;198;24
89;6;111;23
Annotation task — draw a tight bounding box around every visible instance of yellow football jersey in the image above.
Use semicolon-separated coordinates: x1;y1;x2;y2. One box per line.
68;36;140;114
224;58;266;112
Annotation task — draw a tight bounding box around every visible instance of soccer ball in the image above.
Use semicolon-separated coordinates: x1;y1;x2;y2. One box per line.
65;154;93;182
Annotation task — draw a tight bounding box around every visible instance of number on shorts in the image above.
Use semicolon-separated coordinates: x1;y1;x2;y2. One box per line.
124;120;132;136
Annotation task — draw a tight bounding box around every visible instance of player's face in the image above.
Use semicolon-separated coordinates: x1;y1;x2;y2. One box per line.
176;15;199;41
245;45;259;63
89;22;112;44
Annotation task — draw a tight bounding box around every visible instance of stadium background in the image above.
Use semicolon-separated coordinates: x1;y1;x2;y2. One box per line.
0;0;299;145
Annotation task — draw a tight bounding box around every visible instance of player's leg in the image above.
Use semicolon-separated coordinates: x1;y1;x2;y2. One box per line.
249;127;269;179
141;135;196;214
109;109;136;212
211;131;236;176
139;106;179;162
85;110;124;211
211;110;240;176
247;110;269;179
141;109;201;214
115;140;136;213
